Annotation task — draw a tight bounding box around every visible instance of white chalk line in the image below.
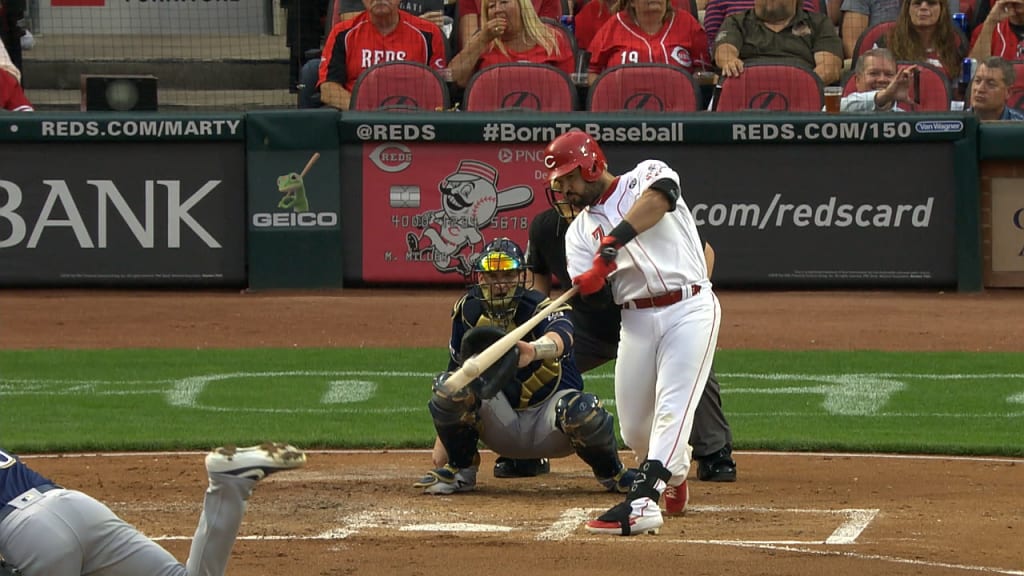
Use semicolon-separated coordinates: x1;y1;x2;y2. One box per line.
144;505;1021;575
4;372;1024;418
20;449;1024;465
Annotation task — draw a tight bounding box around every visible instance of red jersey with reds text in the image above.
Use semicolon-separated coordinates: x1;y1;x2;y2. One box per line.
318;11;447;90
475;26;575;74
575;0;690;51
587;10;710;75
970;19;1024;61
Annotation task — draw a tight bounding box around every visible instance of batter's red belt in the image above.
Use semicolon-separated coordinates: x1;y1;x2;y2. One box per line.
623;285;702;310
0;483;61;525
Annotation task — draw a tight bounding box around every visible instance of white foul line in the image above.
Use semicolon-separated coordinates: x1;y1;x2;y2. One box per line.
537;507;592;541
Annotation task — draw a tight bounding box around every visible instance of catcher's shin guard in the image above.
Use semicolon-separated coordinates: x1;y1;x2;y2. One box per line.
556;392;623;479
429;373;481;469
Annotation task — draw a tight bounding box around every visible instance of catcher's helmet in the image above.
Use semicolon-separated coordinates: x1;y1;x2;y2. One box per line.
472;237;528;323
543;129;607;184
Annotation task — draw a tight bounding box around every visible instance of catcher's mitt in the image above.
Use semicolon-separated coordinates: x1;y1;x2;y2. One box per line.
460;325;518;400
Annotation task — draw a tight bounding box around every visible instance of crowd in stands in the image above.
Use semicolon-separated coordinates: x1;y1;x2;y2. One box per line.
296;0;1023;116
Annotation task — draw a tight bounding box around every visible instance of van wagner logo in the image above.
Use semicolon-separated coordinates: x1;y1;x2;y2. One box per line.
252;152;339;228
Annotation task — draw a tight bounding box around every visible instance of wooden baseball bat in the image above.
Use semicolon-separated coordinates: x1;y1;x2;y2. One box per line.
442;286;580;395
299;152;320;179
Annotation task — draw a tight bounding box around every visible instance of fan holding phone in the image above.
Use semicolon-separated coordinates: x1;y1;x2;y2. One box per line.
841;47;920;112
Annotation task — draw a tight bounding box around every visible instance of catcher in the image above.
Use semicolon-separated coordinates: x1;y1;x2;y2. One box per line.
414;237;636;495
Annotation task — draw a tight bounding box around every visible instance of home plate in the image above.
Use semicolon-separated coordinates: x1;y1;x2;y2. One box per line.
400;523;514;532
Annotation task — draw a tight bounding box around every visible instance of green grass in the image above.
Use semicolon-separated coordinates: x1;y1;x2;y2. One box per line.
1;349;1021;456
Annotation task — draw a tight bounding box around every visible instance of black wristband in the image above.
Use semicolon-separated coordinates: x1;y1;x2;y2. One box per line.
608;220;638;247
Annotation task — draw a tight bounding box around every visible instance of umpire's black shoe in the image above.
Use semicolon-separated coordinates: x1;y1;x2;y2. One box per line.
493;457;551;478
696;447;737;482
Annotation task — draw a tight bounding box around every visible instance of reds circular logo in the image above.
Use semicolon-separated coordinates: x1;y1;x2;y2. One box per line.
369;142;413;173
670;46;692;68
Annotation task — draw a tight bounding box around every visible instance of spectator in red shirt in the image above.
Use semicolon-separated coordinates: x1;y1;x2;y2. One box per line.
969;0;1024;60
448;0;574;87
317;0;447;109
458;0;562;48
0;67;31;111
576;0;693;51
587;0;710;81
877;0;967;81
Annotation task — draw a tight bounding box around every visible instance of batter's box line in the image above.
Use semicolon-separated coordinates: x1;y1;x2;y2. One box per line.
538;506;879;544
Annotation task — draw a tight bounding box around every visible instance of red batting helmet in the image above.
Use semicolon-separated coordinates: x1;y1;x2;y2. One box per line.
543;129;607;183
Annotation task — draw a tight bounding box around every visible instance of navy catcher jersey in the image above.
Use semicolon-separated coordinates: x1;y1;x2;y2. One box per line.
449;287;583;409
0;449;53;503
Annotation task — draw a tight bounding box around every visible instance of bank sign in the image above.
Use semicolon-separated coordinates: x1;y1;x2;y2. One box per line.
0;142;246;286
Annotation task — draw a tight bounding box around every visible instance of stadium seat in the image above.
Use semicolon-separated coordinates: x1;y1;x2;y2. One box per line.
851;21;896;70
587;64;701;112
463;63;578;111
350;61;450;111
714;63;824;112
1009;60;1024;112
541;17;579;55
843;60;951;111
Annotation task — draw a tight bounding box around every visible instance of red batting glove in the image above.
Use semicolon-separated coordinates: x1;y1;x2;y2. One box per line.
573;242;619;296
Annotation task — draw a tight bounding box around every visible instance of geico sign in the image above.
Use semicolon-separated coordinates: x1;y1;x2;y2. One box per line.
0;179;221;249
251;212;338;228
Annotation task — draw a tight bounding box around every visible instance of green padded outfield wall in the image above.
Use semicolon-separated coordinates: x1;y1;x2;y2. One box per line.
245;110;343;290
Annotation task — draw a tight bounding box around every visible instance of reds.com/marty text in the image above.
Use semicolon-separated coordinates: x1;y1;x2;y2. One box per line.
40;120;242;138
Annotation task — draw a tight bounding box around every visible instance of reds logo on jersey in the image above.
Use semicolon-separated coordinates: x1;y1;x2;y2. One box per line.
361;49;409;67
670;46;692;68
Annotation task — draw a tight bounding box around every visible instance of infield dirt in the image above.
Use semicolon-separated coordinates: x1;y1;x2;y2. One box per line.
3;288;1023;575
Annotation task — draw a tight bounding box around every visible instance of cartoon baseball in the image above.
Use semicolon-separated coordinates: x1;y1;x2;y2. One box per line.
407;159;533;275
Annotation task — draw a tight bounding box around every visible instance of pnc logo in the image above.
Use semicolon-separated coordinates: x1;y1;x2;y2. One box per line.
501;91;543;110
748;91;790;111
498;148;514;163
369;142;413;173
623;93;666;111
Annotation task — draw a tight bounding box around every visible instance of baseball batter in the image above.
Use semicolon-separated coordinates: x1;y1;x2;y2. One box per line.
527;205;737;484
414;237;637;495
544;129;721;536
0;443;306;575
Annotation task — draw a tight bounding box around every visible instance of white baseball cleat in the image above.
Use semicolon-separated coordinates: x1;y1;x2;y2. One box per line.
585;497;664;536
205;442;306;480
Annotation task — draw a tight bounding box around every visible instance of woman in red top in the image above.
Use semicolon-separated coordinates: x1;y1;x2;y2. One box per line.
586;0;709;83
576;0;690;51
879;0;968;80
448;0;575;87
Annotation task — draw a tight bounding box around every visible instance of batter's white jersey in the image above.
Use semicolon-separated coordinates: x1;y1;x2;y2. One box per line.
565;159;709;304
